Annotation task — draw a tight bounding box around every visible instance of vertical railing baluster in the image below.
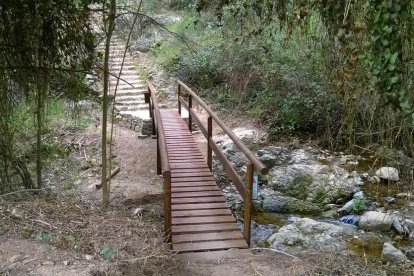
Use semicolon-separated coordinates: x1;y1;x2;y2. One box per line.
178;83;181;115
207;116;213;171
243;163;254;246
188;94;193;132
163;175;172;244
156;137;161;175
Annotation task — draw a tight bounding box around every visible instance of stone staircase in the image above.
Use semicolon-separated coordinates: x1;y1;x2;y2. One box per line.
97;35;152;134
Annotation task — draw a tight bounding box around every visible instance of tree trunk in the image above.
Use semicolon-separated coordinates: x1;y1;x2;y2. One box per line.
35;76;47;188
101;0;116;208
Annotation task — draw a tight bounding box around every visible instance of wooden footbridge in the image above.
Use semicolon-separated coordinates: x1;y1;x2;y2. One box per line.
145;80;268;253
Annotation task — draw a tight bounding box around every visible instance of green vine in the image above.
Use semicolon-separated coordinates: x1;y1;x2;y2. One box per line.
366;0;413;118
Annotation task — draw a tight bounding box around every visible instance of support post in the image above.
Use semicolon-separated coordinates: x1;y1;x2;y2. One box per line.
163;175;172;244
243;163;254;247
156;137;161;175
207;116;213;171
188;94;192;132
178;83;181;115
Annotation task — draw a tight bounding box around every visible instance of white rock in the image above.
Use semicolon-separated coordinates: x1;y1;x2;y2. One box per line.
85;255;94;261
11;208;24;219
267;218;354;251
381;242;407;262
359;211;393;231
42;261;55;266
8;254;22;263
375;167;399;181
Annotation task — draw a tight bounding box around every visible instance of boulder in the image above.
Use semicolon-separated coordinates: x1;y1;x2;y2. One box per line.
259;188;321;215
250;222;278;246
256;146;290;168
381;242;407;263
358;211;393;232
214;127;266;173
267;162;362;204
375;167;399;182
267;218;355;251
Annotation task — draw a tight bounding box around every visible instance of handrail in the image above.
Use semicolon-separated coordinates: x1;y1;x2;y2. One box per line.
177;80;268;175
145;81;172;244
147;81;170;176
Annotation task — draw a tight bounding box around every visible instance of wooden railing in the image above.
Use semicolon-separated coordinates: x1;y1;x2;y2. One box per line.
177;80;268;246
145;81;172;243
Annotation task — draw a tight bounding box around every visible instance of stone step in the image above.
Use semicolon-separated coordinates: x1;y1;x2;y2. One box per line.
110;62;136;68
109;84;145;91
115;96;144;102
115;90;146;97
109;75;142;81
110;65;137;71
115;100;145;106
108;58;135;64
109;79;143;86
116;105;148;112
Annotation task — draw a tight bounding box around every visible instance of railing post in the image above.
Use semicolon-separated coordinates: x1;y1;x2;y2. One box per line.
243;163;254;247
163;175;172;244
156;137;161;175
178;83;181;115
207;116;213;171
188;94;192;132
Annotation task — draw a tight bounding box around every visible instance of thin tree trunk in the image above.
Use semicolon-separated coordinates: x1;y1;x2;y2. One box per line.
35;76;47;188
101;0;116;208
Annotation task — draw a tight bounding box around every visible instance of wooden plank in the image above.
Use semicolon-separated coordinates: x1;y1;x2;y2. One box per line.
172;231;244;244
172;215;235;225
167;145;199;148
168;150;200;154
173;239;248;252
172;208;233;217
171;202;228;210
170;162;209;170
172;196;225;204
172;223;240;234
171;181;217;187
171;190;223;198
170;163;207;168
168;149;200;153
168;154;204;157
171;176;215;182
172;186;220;193
171;168;211;173
171;172;213;178
165;134;193;137
171;191;222;198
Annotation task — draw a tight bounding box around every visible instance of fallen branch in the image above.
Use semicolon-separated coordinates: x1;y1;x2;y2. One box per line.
0;188;51;198
251;247;297;259
30;219;58;230
96;166;120;189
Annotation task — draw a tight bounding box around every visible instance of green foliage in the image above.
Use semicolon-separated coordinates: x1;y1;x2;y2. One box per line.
168;0;194;10
152;0;414;151
0;0;99;193
100;244;115;259
352;197;365;214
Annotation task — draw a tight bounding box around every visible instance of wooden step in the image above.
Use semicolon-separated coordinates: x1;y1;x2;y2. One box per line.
172;231;244;244
173;239;248;253
172;196;225;204
172;215;235;225
171;202;229;210
172;208;233;217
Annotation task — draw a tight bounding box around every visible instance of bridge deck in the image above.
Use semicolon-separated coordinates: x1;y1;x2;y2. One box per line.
160;109;249;253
